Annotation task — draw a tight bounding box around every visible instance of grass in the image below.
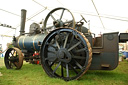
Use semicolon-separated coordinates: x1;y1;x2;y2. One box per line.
0;57;4;67
0;58;128;85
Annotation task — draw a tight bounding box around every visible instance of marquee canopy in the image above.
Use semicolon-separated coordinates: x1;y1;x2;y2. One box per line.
0;0;128;37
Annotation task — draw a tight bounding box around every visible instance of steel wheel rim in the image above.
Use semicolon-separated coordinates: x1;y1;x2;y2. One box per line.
41;28;92;81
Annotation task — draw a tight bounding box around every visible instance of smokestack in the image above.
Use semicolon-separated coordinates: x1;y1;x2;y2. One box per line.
20;9;27;35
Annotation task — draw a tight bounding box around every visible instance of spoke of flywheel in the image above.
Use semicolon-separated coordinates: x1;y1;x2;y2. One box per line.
63;34;69;48
50;14;56;21
53;62;61;73
67;21;73;27
66;64;69;77
68;41;81;51
69;63;78;74
60;9;65;20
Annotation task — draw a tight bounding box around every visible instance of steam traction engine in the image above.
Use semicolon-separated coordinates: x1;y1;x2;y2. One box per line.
4;7;121;81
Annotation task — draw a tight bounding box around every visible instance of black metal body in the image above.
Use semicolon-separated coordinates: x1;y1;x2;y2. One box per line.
86;32;119;70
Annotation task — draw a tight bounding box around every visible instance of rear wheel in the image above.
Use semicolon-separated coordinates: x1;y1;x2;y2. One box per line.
41;28;92;81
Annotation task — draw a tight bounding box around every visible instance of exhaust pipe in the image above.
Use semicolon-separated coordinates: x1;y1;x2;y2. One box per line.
19;9;27;35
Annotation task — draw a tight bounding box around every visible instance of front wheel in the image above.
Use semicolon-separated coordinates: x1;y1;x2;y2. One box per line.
4;47;23;69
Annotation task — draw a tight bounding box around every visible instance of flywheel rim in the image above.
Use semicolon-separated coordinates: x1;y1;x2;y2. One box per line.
41;27;92;81
43;7;76;34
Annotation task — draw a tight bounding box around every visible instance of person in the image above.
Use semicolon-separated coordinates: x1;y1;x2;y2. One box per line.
119;44;124;64
0;50;2;58
126;57;128;62
0;50;3;76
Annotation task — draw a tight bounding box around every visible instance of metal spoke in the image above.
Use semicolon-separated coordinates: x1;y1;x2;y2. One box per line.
66;64;69;77
9;53;12;57
47;43;57;49
67;22;73;27
68;33;74;48
68;41;81;51
69;63;78;74
63;34;69;48
11;50;15;56
72;55;86;59
63;20;73;27
74;60;82;69
13;62;18;67
60;9;65;20
61;63;64;77
10;51;13;56
57;32;63;46
15;52;18;57
49;58;57;67
55;39;60;49
50;14;56;21
53;62;61;73
13;50;16;56
9;62;13;68
75;48;86;53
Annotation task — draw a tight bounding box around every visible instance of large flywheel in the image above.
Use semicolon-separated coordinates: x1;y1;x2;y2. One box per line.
43;7;75;34
41;27;92;81
4;47;23;69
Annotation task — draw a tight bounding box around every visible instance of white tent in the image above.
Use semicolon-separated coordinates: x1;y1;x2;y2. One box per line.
0;0;128;50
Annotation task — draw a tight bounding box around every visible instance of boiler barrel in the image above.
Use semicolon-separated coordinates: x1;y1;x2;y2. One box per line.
18;34;46;51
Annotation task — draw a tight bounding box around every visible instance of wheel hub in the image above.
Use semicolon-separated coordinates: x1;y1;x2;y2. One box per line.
53;19;63;27
57;48;71;63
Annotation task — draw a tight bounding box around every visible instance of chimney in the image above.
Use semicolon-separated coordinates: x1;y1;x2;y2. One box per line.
19;9;27;35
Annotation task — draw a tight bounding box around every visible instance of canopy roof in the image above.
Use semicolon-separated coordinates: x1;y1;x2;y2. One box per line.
0;0;128;37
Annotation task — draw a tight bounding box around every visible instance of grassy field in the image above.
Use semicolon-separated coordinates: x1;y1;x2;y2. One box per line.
0;58;128;85
0;58;4;67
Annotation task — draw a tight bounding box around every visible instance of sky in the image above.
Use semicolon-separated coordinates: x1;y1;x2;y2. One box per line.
0;0;128;51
